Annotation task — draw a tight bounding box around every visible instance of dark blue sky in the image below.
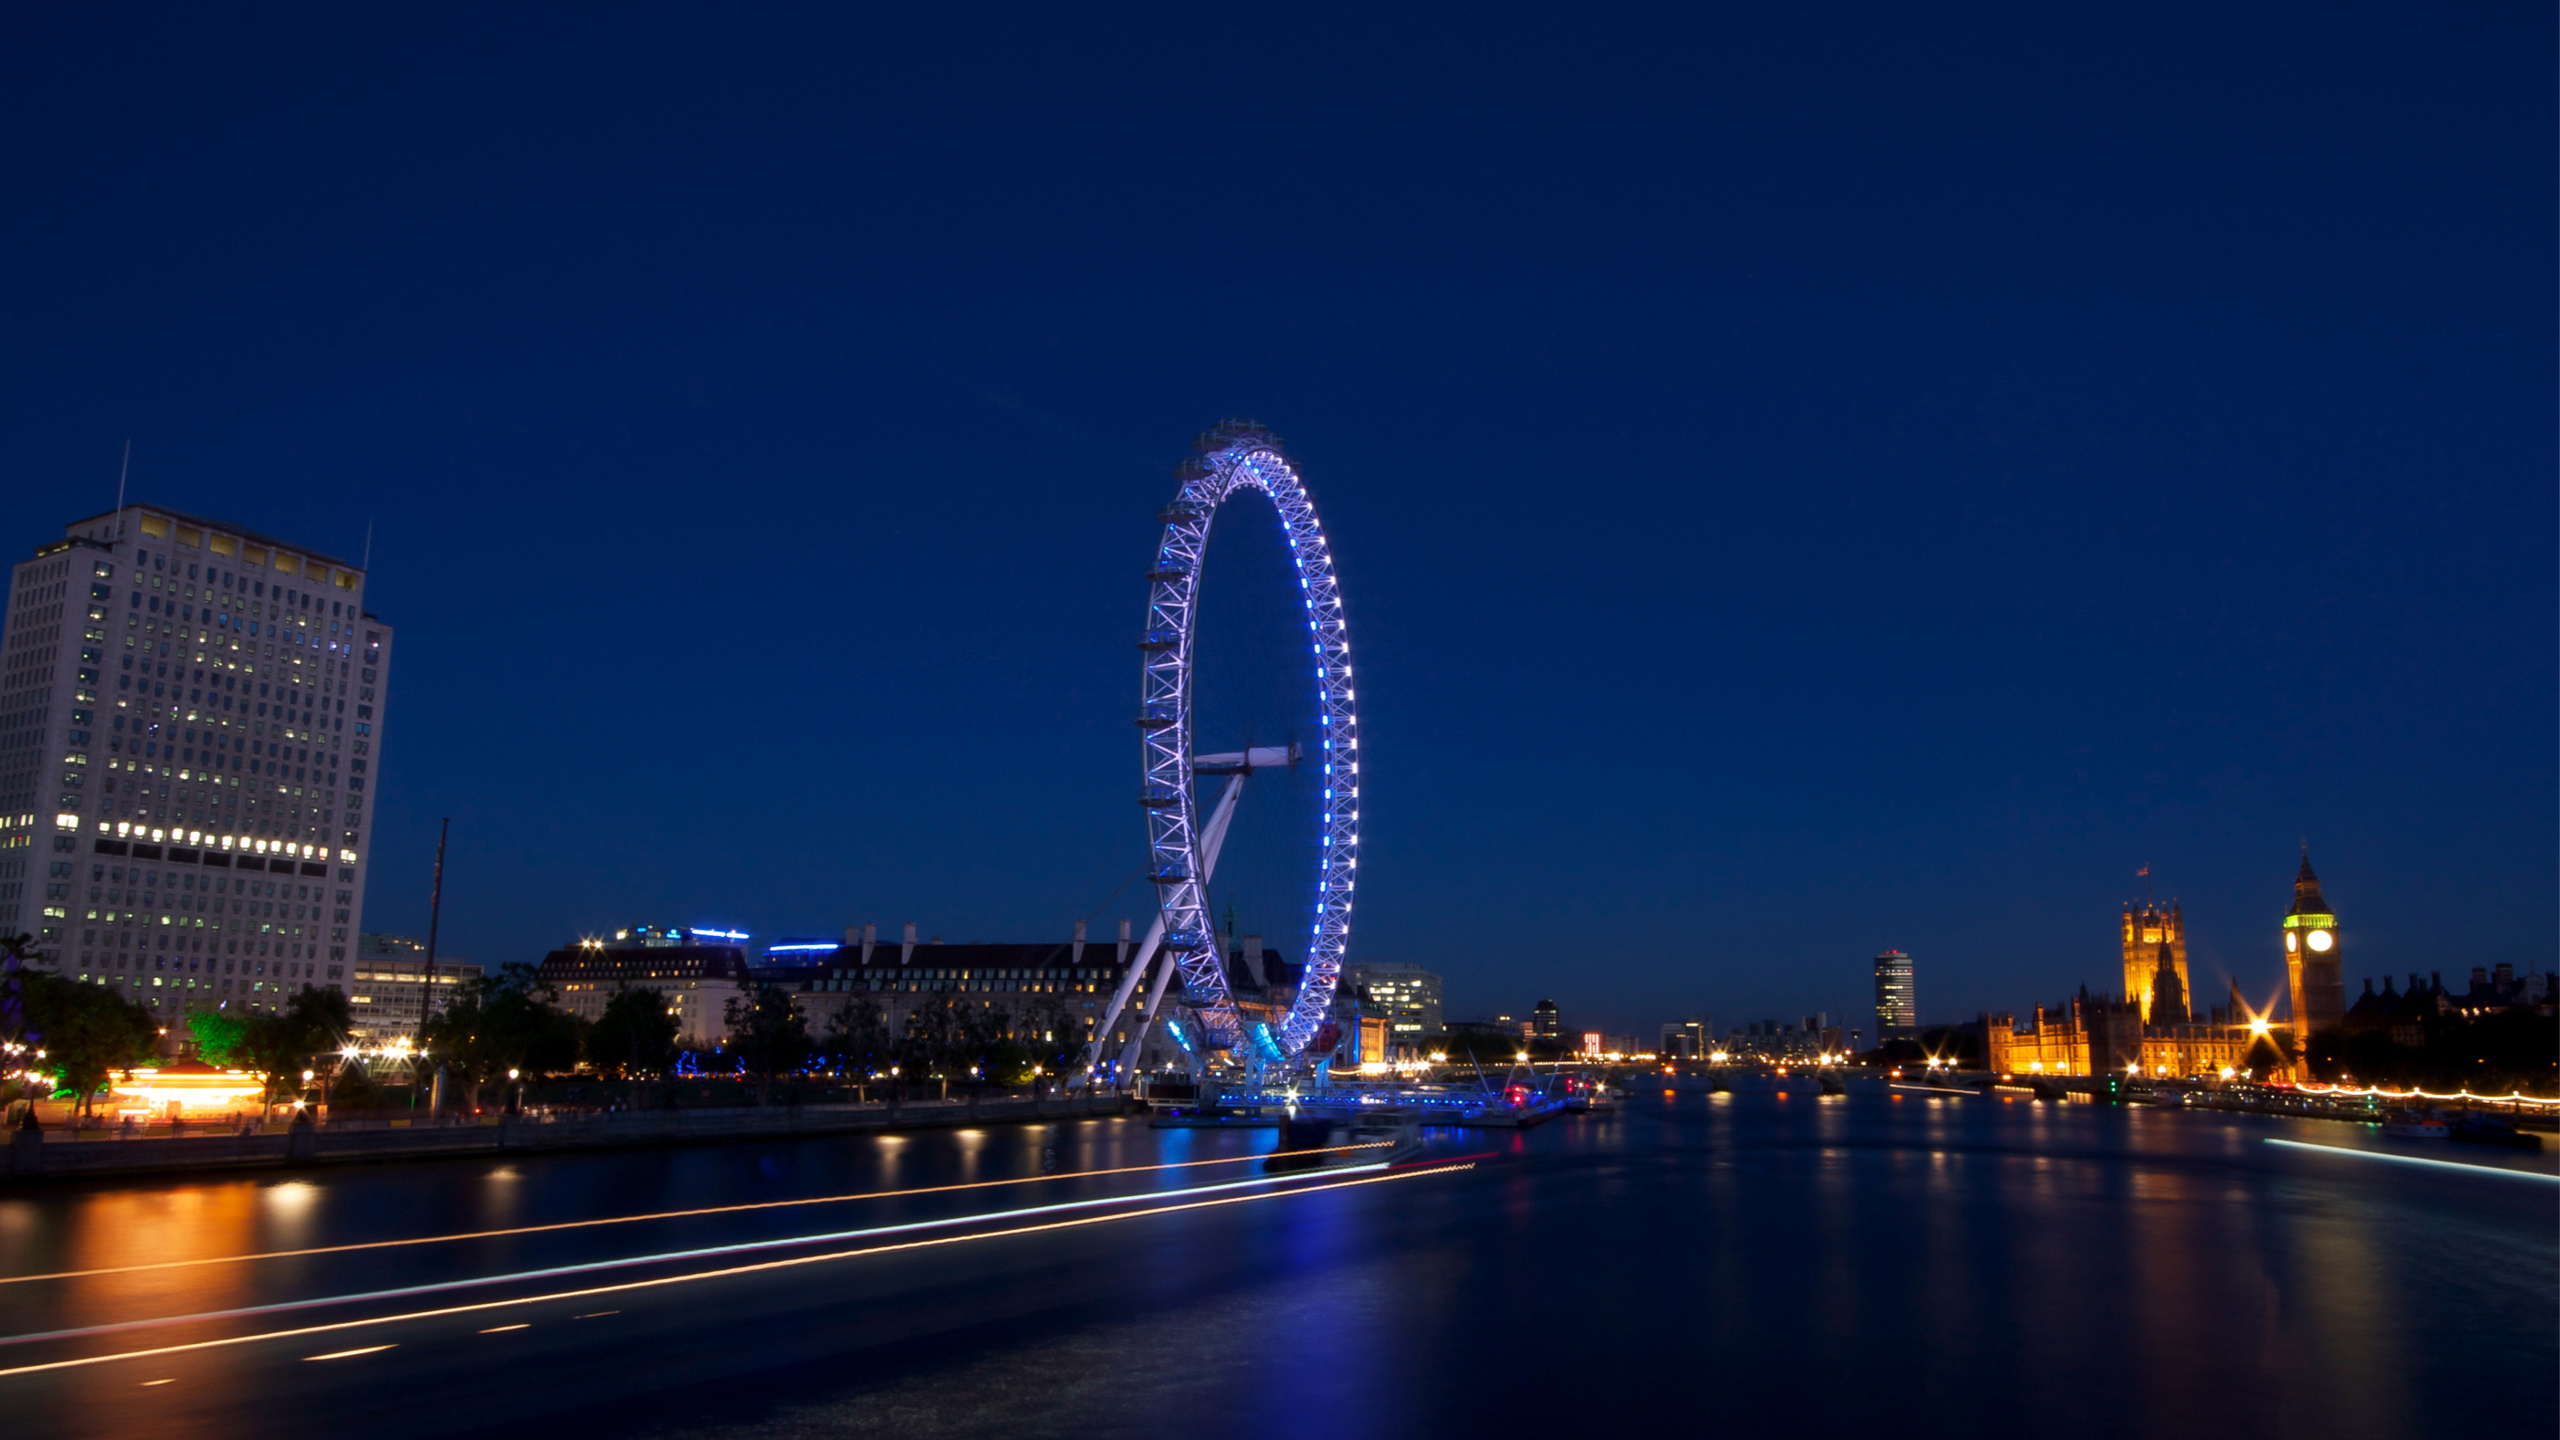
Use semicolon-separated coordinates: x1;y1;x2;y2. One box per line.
6;6;2551;1035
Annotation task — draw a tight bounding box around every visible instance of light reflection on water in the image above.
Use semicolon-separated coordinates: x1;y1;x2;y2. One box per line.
0;1100;2547;1440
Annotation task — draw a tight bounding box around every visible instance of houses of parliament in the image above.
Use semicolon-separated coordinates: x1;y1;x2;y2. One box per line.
1985;856;2336;1080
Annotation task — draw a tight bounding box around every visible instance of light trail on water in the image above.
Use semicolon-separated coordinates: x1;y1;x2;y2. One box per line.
2263;1138;2559;1181
0;1159;1395;1351
0;1162;1477;1379
0;1142;1390;1287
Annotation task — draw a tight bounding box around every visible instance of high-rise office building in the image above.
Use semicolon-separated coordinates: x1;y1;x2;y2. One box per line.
1873;949;1917;1037
0;504;391;1021
1658;1016;1710;1060
348;933;480;1043
1343;962;1443;1043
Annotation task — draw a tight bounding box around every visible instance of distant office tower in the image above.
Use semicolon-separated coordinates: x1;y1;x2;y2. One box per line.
1532;998;1561;1038
1658;1016;1710;1060
0;504;391;1020
1343;962;1443;1042
1873;950;1917;1037
348;933;480;1043
2282;850;2345;1035
2121;897;2190;1023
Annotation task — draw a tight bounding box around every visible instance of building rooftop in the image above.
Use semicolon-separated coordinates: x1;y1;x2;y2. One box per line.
56;501;364;574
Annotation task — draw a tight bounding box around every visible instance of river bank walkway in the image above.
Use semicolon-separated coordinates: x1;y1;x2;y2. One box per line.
0;1091;1134;1184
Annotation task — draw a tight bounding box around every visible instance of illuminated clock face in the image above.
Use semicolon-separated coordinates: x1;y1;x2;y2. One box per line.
2306;929;2333;953
2285;932;2298;952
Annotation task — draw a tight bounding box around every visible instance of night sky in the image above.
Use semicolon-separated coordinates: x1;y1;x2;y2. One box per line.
6;7;2551;1037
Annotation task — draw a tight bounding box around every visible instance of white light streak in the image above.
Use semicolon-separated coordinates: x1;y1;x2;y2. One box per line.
0;1162;1393;1350
2263;1138;2558;1181
0;1163;1475;1378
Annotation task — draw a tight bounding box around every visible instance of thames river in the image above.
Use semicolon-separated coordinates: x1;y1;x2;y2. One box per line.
0;1091;2550;1439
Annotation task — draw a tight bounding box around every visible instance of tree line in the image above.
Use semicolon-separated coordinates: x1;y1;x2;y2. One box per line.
2;934;1109;1114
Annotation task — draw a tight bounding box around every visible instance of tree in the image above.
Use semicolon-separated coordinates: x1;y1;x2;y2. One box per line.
900;993;969;1081
724;984;811;1106
188;1011;248;1067
424;963;584;1109
823;995;894;1085
958;1000;1014;1085
2307;1009;2559;1094
1430;1028;1532;1068
1016;994;1085;1082
0;931;37;1115
588;985;679;1084
980;1028;1037;1088
239;984;354;1115
21;974;157;1117
327;1060;385;1112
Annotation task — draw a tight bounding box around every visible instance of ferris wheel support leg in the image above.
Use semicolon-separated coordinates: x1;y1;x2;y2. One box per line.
1115;943;1184;1082
1193;772;1247;879
1080;914;1165;1086
1078;772;1248;1086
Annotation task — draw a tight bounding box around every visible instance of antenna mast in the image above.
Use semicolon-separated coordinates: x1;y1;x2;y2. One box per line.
418;818;450;1052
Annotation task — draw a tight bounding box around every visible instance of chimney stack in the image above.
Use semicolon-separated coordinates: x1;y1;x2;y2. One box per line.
1073;918;1087;966
1118;917;1132;969
860;923;877;966
1240;933;1266;990
902;922;917;966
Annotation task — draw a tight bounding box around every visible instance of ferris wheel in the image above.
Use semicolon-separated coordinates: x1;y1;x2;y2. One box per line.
1084;420;1359;1077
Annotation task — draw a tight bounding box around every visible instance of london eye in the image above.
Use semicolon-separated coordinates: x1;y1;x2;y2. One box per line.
1084;420;1359;1078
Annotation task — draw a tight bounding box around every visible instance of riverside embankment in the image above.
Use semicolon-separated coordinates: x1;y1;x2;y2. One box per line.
0;1090;1131;1183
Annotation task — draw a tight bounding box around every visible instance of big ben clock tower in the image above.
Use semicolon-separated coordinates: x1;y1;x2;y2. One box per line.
2282;849;2345;1035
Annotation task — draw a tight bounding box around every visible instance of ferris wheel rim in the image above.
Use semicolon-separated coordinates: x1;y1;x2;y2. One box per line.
1138;421;1358;1063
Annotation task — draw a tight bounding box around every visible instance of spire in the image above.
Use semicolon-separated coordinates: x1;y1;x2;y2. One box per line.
2150;940;2188;1025
2289;847;2332;917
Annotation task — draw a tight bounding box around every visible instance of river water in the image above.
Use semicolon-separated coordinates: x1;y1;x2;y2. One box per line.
0;1090;2549;1439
